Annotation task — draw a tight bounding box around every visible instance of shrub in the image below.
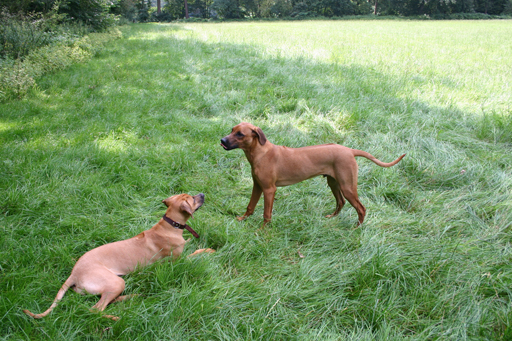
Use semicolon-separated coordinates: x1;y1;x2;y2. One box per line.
0;11;54;60
0;27;122;101
59;0;119;31
0;6;95;61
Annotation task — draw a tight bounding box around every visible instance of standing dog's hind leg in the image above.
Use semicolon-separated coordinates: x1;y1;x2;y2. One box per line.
325;175;345;218
339;185;366;225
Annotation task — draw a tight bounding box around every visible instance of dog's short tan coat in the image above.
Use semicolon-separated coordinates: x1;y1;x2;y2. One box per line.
221;122;405;226
23;193;213;320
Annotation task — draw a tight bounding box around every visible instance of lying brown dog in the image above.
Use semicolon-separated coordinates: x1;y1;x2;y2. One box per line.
221;122;405;226
23;193;214;320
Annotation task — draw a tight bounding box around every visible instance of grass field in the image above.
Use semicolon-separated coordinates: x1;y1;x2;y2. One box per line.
1;20;512;340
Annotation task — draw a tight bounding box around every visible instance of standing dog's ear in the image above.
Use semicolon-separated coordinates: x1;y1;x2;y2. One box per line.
253;127;267;146
180;201;195;218
162;198;171;207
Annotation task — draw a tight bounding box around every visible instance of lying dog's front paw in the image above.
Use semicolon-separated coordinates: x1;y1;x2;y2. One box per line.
188;248;216;257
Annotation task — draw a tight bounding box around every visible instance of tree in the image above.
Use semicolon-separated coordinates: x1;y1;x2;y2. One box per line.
270;0;293;17
474;0;507;13
503;0;512;12
111;0;138;21
136;0;150;21
0;0;117;30
212;0;245;18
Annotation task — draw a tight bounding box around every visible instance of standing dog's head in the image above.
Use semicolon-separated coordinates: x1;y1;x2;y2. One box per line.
220;122;267;151
162;193;204;222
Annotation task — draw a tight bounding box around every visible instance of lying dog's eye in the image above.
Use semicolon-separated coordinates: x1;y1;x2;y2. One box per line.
236;132;244;137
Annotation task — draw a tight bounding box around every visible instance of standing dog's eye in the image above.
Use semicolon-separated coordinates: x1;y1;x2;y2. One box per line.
235;132;244;137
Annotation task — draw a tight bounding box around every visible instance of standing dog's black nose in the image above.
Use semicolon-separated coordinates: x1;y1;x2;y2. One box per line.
220;138;229;150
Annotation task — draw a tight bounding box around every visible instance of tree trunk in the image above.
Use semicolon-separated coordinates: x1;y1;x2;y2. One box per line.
185;0;189;18
157;0;161;14
374;0;378;14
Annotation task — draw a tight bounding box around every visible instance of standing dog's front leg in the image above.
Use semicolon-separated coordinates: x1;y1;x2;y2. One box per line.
237;181;263;221
262;186;276;226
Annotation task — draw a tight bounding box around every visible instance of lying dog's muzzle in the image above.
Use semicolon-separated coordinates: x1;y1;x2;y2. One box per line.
194;193;205;208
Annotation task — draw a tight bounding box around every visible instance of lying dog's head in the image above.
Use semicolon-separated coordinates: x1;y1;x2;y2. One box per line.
162;193;204;221
220;122;267;151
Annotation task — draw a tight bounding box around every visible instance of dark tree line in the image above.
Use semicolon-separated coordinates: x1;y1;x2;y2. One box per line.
119;0;512;20
1;0;510;23
153;0;511;18
0;0;119;30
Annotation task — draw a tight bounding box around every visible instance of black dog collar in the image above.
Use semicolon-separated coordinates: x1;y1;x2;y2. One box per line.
162;215;199;238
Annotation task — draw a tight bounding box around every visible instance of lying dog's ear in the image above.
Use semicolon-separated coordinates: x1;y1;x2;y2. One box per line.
162;198;171;207
253;127;267;145
180;201;194;218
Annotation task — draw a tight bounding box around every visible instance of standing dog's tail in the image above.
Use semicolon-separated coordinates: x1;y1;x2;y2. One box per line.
23;277;74;319
352;149;406;168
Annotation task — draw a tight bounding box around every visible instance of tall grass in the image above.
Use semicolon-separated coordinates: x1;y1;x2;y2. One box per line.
0;10;92;61
1;20;512;340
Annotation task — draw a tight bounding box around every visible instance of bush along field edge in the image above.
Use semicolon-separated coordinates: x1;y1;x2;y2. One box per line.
0;27;122;102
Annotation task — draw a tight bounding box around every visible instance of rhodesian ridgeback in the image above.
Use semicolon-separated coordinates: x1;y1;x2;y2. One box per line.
221;122;405;226
23;193;214;320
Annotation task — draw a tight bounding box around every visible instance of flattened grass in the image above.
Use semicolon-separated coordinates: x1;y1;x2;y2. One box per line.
1;20;512;340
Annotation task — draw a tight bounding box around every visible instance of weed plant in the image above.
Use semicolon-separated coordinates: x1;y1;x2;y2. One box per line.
0;27;122;101
0;10;91;61
1;20;512;340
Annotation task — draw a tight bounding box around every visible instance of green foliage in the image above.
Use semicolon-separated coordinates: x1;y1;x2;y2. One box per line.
0;0;120;31
212;0;246;18
0;27;121;101
0;0;55;13
188;0;216;18
111;0;138;21
1;0;511;21
163;0;186;20
135;0;151;22
0;4;72;61
503;0;512;12
474;0;509;14
0;12;53;60
271;0;294;16
59;0;119;31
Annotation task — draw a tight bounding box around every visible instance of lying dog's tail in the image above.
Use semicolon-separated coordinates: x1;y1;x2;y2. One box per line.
352;149;406;168
23;277;74;319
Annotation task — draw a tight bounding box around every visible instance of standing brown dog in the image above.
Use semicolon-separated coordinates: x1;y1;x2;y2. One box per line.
221;122;405;226
23;193;214;320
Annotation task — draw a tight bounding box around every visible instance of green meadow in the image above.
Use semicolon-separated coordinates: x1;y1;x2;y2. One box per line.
1;20;512;340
